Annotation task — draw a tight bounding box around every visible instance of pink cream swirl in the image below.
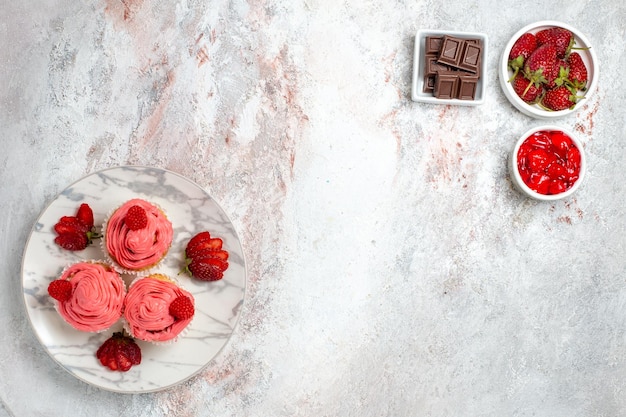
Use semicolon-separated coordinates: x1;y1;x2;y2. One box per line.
56;262;126;332
105;199;173;271
123;276;194;342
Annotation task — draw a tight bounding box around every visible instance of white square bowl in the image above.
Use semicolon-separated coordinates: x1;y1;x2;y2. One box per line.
411;29;488;106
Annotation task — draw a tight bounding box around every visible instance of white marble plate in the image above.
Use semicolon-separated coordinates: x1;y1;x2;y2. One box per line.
21;166;247;393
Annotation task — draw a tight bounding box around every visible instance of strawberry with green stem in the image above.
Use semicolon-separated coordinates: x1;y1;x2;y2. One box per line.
512;73;543;103
508;32;537;81
540;86;578;111
566;52;588;91
521;43;558;96
180;231;230;282
53;203;100;251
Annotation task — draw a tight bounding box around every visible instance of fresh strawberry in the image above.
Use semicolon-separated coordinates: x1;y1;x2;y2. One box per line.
181;232;230;281
523;43;557;87
541;86;577;111
169;295;195;320
48;279;73;302
96;332;141;372
186;237;225;259
54;232;89;251
54;216;90;235
53;203;100;251
546;59;570;89
536;26;574;58
508;32;537;78
186;257;225;281
198;256;228;272
512;73;543;103
566;52;588;90
186;231;211;250
125;205;148;230
204;249;229;261
76;203;94;229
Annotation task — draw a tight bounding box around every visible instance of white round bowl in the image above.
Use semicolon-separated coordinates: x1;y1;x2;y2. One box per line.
509;125;586;201
500;21;598;119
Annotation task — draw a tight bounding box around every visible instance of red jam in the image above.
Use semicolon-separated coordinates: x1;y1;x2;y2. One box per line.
516;130;581;195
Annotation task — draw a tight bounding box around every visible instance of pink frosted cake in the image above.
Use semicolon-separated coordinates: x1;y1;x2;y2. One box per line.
49;261;126;332
103;198;173;273
123;274;195;343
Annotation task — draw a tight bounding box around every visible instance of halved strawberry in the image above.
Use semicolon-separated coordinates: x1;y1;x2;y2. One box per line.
186;257;225;281
96;332;141;372
54;216;90;235
205;249;229;261
185;247;230;263
53;203;100;251
181;232;230;281
54;232;89;251
186;238;225;259
76;203;94;229
186;231;211;251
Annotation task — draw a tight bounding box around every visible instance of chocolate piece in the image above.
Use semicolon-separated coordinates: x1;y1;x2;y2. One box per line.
436;36;483;74
425;36;443;55
458;42;482;73
433;71;479;100
423;74;435;92
433;71;459;99
457;75;479;100
436;36;466;68
425;55;452;75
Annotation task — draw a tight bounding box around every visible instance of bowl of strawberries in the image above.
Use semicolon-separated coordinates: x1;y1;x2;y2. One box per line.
509;125;586;200
499;21;598;119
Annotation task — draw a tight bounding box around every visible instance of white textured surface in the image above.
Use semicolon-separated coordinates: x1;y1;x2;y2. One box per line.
2;0;626;416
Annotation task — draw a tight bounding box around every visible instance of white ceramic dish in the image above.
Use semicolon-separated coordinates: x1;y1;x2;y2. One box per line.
411;29;488;106
509;125;586;201
499;20;598;119
21;166;247;393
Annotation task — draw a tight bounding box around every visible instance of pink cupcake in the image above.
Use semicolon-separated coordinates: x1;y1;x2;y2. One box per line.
48;261;126;333
123;274;195;344
102;198;173;274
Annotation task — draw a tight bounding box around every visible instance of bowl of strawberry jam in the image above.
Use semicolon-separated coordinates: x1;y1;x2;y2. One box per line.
510;125;586;200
